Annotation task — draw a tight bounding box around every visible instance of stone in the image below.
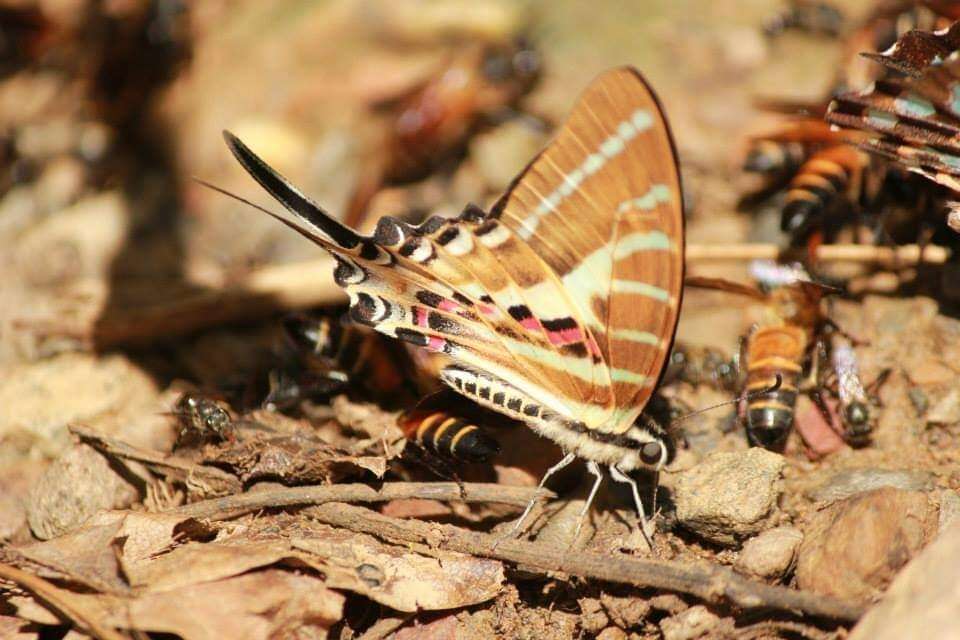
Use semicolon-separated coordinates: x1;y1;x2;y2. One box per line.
596;627;628;640
937;490;960;536
849;522;960;640
26;444;139;540
735;526;803;580
578;597;610;634
674;448;785;545
796;488;938;601
806;468;935;504
600;592;650;629
660;606;732;640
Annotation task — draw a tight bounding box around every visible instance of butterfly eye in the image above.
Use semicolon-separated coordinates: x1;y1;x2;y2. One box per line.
640;442;663;466
844;402;869;426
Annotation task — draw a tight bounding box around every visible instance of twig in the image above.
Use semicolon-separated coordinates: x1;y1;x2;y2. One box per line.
70;424;242;494
0;562;126;640
305;503;867;623
686;243;949;265
163;482;552;520
25;242;949;349
356;613;415;640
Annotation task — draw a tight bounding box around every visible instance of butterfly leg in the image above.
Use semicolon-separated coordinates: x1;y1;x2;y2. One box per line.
498;451;576;544
609;465;655;550
572;461;605;541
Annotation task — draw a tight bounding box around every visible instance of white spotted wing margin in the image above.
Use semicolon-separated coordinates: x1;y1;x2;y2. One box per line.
223;66;684;458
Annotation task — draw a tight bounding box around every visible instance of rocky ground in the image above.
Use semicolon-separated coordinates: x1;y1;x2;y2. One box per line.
2;1;959;639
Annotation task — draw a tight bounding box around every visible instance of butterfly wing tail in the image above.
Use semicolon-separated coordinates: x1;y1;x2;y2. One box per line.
223;131;362;250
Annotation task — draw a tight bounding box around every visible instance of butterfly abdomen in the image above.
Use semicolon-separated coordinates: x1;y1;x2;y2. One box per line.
744;325;807;449
781;144;867;241
398;409;500;463
743;139;808;177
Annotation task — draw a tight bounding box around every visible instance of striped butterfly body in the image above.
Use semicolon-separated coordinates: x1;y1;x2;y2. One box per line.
224;67;684;538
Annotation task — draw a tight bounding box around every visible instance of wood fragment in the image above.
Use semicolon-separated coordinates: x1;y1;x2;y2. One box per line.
305;503;867;622
70;424;242;495
0;562;126;640
685;243;949;266
163;482;552;520
356;613;415;640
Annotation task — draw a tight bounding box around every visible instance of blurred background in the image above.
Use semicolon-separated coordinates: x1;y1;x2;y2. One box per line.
0;0;929;507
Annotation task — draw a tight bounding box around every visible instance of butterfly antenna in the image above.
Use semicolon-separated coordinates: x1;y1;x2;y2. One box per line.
192;177;283;219
669;374;783;427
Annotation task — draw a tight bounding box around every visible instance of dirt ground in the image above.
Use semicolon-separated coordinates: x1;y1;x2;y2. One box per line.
2;1;960;639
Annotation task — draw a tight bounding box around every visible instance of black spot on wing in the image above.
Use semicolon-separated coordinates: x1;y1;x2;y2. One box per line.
460;203;487;222
507;305;533;322
541;316;577;332
395;328;429;347
436;227;460;245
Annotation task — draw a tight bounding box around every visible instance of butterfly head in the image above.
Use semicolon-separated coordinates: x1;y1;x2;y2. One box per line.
618;413;674;472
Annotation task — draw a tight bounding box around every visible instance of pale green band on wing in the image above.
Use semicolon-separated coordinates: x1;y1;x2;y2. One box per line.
610;329;660;344
617;184;672;213
894;93;935;118
611;279;671;301
866;108;898;129
610;369;650;384
614;230;672;258
950;85;960;117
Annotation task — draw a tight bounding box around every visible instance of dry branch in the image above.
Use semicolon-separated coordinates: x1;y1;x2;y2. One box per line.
163;482;552;520
0;562;126;640
32;242;950;349
685;243;949;265
305;503;867;623
70;424;242;494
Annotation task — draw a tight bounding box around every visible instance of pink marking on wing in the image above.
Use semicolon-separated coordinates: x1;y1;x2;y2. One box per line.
427;336;447;352
438;299;460;312
479;303;498;316
546;326;584;346
520;317;541;331
412;306;428;327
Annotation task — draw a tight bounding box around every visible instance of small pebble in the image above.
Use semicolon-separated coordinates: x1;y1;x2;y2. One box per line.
848;521;960;640
674;448;785;545
600;592;650;629
596;627;628;640
735;526;803;580
660;606;731;640
796;488;937;601
578;597;610;634
26;444;139;540
806;468;934;504
937;490;960;536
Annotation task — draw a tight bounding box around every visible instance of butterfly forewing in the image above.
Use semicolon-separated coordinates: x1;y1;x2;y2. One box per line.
490;67;684;432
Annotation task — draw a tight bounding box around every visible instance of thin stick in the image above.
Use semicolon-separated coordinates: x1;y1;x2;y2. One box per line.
163;482;552;520
0;562;126;640
686;243;949;265
356;614;415;640
305;503;867;623
70;424;242;494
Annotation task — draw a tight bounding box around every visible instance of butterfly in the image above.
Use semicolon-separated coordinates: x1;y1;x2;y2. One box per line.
223;67;685;541
826;21;960;196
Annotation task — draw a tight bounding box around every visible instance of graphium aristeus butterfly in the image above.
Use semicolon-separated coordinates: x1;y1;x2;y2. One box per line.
223;67;685;539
